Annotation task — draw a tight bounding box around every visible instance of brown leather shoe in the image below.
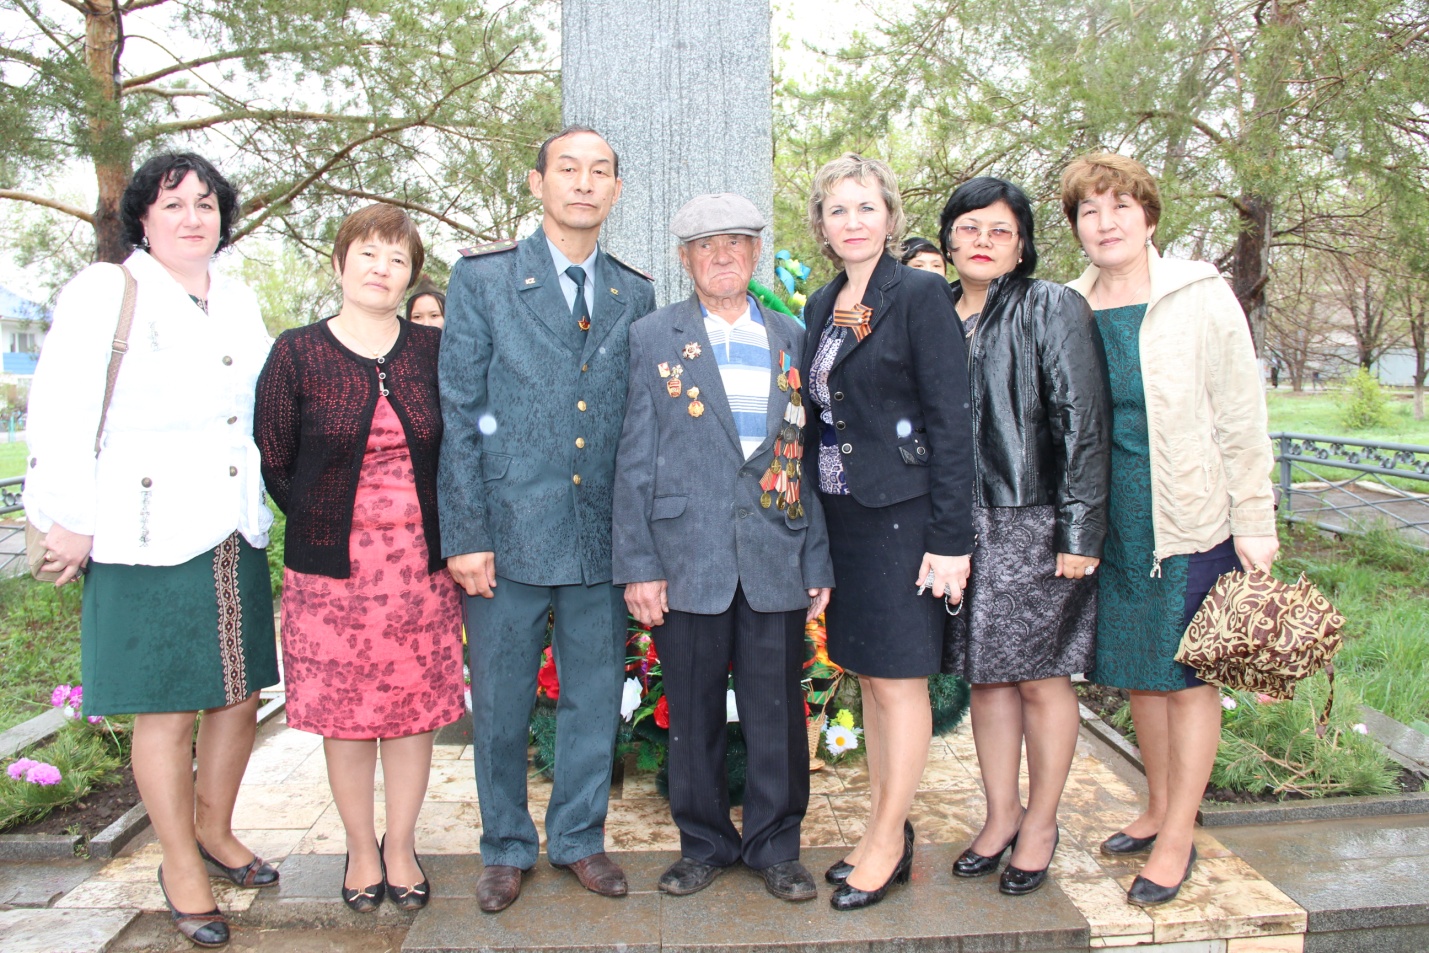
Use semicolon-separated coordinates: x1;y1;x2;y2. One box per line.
476;864;523;913
552;851;628;897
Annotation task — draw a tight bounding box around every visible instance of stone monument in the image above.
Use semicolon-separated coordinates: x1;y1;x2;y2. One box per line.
561;0;774;305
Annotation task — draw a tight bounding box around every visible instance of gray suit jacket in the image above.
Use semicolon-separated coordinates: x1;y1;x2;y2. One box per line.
612;295;835;614
438;232;657;586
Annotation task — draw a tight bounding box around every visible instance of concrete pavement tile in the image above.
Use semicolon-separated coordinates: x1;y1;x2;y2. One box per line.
231;828;310;864
807;765;846;795
1227;854;1429;933
1227;935;1304;952
91;842;164;882
403;893;661;952
420;759;478;802
240;723;325;784
1089;932;1155;948
0;859;105;908
604;797;680;852
232;783;335;830
1049;841;1107;880
0;907;139;953
281;748;333;786
918;754;983;792
904;789;984;846
1216;815;1429;867
799;795;847;849
432;744;463;761
1114;855;1305;944
1056;873;1155;939
56;876;257;913
619;766;663;800
293;801;484;856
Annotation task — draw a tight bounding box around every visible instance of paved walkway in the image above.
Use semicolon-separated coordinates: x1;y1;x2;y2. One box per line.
1;709;1325;952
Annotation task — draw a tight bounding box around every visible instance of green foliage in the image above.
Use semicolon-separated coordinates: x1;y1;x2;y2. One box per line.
929;673;971;736
0;441;28;480
1212;682;1398;798
0;719;131;832
266;505;287;602
0;576;82;733
1337;368;1392;431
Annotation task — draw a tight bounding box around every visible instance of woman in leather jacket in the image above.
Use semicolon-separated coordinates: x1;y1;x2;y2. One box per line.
939;178;1111;896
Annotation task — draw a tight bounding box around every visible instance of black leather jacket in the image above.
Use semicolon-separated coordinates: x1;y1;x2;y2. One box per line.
955;274;1111;558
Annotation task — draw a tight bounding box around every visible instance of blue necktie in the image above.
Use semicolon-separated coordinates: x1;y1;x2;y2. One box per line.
566;265;590;331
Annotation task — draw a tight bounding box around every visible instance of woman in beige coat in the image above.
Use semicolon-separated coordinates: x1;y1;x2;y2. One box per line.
1062;153;1277;907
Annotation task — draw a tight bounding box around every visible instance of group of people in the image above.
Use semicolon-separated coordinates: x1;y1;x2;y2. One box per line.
21;123;1275;948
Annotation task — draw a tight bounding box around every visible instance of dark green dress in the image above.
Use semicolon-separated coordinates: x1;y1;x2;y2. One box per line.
1088;304;1196;692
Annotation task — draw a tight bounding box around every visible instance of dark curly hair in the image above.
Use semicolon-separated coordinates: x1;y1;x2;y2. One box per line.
120;152;239;254
938;176;1038;279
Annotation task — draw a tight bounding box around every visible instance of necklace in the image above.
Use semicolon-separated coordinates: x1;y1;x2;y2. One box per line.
335;317;400;397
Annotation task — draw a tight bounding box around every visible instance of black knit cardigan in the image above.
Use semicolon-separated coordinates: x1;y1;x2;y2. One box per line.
254;319;446;578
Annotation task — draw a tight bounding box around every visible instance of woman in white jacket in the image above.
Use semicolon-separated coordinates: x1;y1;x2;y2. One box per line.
25;153;279;949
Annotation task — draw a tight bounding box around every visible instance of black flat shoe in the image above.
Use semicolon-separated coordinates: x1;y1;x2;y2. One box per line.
999;828;1059;896
1127;846;1196;907
382;835;429;912
659;857;727;895
830;839;913;911
829;820;915;886
342;847;385;913
158;865;229;949
197;842;279;888
952;830;1019;878
1101;831;1157;856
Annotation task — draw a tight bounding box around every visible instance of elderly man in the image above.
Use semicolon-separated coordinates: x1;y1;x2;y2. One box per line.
613;193;834;901
439;126;657;912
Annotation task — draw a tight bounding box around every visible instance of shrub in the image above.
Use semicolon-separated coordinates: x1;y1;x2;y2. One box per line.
0;719;130;831
1337;367;1391;431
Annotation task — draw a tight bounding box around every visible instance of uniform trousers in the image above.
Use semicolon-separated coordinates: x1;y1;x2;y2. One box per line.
651;585;809;870
464;576;627;868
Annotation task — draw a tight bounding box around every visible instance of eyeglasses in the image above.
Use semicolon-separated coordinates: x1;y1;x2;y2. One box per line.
951;224;1018;246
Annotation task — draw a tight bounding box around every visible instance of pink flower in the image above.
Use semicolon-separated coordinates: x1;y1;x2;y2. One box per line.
25;763;62;786
68;686;82;708
51;684;72;707
7;758;38;781
87;716;104;725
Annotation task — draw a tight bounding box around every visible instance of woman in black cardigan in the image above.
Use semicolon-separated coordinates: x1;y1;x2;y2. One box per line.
802;155;975;910
254;205;462;914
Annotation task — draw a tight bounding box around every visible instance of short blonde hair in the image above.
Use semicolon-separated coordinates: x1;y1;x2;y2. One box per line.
1060;153;1162;231
807;154;907;265
332;203;426;290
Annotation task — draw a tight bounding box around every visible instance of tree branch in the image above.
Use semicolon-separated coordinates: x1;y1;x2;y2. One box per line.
0;190;94;223
125;85;211;99
122;42;368;89
138;108;403;140
121;0;175;11
314;186;479;236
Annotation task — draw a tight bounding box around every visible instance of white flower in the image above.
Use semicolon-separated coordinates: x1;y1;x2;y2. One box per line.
1352;723;1369;735
1220;696;1238;711
61;705;78;720
463;687;473;712
825;724;860;756
726;688;739;723
621;678;643;722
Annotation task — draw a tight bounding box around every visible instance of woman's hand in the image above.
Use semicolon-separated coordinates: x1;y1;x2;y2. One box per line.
1234;535;1280;574
807;587;831;622
916;552;971;604
1055;553;1100;580
43;523;92;586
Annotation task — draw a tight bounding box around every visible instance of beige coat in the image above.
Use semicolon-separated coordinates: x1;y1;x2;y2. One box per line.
1068;249;1275;573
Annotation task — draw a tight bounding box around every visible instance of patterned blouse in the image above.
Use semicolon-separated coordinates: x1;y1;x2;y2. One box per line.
810;323;850;495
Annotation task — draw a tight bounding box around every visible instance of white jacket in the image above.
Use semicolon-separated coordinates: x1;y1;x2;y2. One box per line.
24;250;274;566
1068;250;1275;569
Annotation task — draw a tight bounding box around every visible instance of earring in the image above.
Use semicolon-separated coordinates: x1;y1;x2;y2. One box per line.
140;235;150;250
1018;257;1023;263
1146;238;1153;247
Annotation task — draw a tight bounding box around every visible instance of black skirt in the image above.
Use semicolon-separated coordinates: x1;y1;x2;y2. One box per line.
820;492;946;678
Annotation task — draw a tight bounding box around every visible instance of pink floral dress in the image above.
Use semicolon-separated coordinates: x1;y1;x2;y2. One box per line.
280;397;464;739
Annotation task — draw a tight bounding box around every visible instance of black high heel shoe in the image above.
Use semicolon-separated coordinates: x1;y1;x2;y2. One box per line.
1101;831;1157;856
952;829;1019;878
342;845;386;913
382;835;430;912
1127;846;1196;906
827;819;914;886
158;865;229;949
999;827;1059;896
830;836;914;911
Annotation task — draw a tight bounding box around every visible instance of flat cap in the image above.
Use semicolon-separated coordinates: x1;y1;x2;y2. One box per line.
670;192;767;242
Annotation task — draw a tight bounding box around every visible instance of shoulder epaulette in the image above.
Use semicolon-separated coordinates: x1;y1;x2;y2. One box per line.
606;251;654;282
458;239;517;258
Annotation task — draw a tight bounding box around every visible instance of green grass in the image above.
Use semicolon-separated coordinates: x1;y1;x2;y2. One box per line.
0;575;83;733
0;719;131;832
0;441;27;480
1267;388;1429;445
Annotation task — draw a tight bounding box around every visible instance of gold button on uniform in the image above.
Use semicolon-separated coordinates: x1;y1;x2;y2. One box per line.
229;466;238;476
581;364;589;372
227;416;237;424
141;477;153;488
577;400;587;412
572;474;582;485
222;355;233;366
575;437;586;449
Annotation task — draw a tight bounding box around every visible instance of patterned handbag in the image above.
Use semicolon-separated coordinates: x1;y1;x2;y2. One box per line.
1175;570;1346;732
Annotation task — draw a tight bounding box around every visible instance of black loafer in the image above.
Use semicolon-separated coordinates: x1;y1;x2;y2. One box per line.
1127;846;1196;907
953;831;1018;878
341;848;386;913
658;857;727;896
999;828;1059;896
760;860;816;902
1101;831;1157;856
197;842;280;888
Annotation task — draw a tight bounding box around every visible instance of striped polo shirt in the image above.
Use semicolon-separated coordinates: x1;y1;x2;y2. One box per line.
702;296;771;460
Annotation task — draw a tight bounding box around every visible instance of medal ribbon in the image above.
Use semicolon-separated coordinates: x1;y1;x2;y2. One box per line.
761;351;807;517
831;302;873;341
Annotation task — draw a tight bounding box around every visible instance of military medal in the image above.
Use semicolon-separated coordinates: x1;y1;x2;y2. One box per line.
687;386;699;400
758;354;807;516
688;400;704;418
658;362;671;378
682;342;702;360
666;376;683;398
578;315;591;331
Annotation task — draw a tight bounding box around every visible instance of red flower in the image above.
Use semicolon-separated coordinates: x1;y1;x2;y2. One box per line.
537;646;560;701
654;694;670;729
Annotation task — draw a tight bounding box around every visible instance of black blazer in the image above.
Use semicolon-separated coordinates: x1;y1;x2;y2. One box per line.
802;253;975;556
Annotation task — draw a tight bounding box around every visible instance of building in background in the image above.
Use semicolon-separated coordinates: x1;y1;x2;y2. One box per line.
0;285;50;420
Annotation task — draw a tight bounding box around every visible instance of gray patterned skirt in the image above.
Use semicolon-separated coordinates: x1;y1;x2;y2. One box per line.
942;505;1097;683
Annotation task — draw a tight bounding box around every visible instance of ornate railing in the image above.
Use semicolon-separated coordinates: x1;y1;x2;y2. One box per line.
1273;432;1429;547
0;475;25;576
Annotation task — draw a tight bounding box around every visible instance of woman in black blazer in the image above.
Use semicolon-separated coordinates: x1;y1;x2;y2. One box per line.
802;154;975;910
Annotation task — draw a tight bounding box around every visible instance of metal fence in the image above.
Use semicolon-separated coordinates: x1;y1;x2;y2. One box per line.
1273;432;1429;547
1;475;24;576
